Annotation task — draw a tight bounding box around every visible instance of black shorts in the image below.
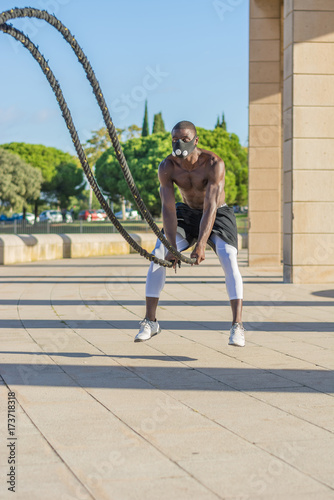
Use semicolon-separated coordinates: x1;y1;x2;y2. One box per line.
175;202;238;251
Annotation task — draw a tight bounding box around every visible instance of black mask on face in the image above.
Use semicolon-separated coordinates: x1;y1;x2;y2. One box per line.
172;136;197;159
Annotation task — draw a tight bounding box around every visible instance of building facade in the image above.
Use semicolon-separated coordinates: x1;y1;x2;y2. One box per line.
248;0;334;283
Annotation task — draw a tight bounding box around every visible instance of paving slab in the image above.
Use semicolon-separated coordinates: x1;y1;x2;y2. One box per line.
0;250;333;499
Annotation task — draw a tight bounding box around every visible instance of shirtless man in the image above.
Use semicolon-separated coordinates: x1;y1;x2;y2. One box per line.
135;120;245;347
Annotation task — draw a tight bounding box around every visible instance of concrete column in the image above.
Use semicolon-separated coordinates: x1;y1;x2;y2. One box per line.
283;0;334;283
248;0;283;266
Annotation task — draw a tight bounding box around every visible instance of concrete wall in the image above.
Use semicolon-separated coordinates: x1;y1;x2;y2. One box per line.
0;233;246;265
283;0;334;283
249;0;283;266
0;234;64;265
0;233;157;265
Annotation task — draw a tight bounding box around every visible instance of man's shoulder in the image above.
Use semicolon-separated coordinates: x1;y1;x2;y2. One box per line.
158;156;175;183
158;155;175;172
198;149;225;167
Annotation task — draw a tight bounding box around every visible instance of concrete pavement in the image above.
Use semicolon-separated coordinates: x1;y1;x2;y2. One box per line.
0;249;333;499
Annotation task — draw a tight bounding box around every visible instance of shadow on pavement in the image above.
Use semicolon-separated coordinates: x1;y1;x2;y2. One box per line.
0;351;197;362
0;363;332;393
312;290;334;299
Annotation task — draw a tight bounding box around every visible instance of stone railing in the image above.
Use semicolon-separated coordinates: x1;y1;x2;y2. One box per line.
0;233;247;265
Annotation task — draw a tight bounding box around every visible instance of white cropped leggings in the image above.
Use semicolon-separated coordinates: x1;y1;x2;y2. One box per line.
146;232;243;300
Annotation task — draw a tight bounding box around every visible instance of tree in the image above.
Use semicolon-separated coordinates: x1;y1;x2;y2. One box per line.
1;143;76;189
142;100;149;137
49;162;86;209
221;112;227;131
197;127;247;205
152;112;166;134
83;127;113;167
215;113;227;131
0;148;42;212
68;189;101;218
126;124;142;140
96;133;177;217
0;142;86;212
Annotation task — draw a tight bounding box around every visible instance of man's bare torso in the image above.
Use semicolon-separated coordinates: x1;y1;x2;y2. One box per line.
161;148;226;210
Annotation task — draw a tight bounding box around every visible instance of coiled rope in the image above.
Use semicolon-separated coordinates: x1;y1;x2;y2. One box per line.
0;7;196;267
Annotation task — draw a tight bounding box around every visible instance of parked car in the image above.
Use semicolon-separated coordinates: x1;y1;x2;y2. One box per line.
115;209;139;220
39;210;63;223
77;210;99;222
7;212;37;224
61;210;73;223
24;212;37;224
64;211;73;223
96;209;108;221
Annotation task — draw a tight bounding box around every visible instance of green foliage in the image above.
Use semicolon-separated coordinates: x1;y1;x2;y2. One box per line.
0;142;76;190
215;112;227;131
68;189;101;218
141;100;149;137
221;112;227;131
197;127;247;205
0;148;43;211
0;142;86;209
96;132;180;217
126;124;142;140
49;162;86;209
152;112;166;134
96;127;248;215
83;127;113;167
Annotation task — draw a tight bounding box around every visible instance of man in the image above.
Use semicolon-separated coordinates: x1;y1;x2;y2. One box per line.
135;120;245;347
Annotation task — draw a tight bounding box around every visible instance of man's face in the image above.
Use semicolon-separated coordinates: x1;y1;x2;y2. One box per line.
171;128;196;143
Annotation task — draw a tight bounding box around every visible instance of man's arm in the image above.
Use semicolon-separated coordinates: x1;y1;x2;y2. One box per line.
191;159;225;265
158;160;178;264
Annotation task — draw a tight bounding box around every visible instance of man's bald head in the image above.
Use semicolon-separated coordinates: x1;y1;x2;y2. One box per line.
172;121;197;138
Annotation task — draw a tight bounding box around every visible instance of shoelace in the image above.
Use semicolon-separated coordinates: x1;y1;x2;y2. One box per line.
232;323;245;333
139;318;155;328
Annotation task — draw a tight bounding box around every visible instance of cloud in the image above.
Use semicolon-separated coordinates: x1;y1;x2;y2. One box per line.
0;106;58;127
35;108;58;123
0;107;20;125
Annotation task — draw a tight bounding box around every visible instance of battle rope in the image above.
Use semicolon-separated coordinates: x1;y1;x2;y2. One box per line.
0;7;196;266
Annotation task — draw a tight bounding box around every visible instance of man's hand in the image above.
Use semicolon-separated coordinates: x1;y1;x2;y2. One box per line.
165;250;180;271
191;243;206;265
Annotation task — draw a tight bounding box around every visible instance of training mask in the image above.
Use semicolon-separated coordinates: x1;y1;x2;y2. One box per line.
172;136;197;158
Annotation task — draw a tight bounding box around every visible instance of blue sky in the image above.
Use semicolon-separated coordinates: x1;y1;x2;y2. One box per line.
0;0;249;155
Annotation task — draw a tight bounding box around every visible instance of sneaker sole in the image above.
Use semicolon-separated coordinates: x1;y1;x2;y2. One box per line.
134;328;161;343
228;341;245;347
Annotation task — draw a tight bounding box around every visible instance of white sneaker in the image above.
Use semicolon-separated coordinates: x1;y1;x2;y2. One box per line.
134;318;161;342
228;323;245;347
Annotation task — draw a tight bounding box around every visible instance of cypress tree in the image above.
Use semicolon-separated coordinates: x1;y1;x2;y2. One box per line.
158;112;166;132
152;112;166;134
215;116;220;129
221;112;227;131
152;113;160;134
142;100;149;137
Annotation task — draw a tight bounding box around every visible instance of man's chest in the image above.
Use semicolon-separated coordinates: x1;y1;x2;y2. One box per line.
173;169;209;192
